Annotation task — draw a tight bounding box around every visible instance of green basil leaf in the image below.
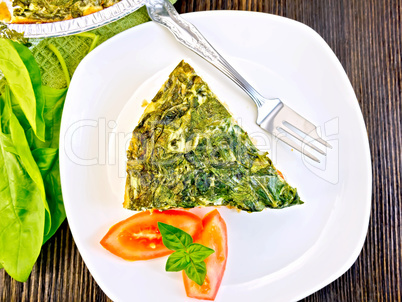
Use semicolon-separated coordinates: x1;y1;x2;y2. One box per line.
165;250;190;272
0;39;45;141
187;243;214;263
158;222;193;251
184;260;207;286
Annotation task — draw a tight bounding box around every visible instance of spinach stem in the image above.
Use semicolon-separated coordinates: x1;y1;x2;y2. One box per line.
75;32;100;53
75;32;95;38
47;43;70;87
89;35;99;53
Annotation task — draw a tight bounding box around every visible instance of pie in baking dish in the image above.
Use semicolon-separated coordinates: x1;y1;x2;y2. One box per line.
0;0;120;23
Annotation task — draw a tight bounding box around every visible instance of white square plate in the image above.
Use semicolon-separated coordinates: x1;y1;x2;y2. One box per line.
59;11;372;302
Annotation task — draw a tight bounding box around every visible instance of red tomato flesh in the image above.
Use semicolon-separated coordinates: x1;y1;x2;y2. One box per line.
100;210;202;261
183;209;228;300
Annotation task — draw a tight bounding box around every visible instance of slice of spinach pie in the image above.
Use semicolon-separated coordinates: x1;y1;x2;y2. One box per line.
124;60;303;212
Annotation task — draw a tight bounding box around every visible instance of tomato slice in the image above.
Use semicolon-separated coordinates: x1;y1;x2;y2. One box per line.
100;210;202;261
183;209;228;300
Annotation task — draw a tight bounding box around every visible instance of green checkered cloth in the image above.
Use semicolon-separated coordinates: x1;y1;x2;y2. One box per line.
31;6;151;89
1;3;177;90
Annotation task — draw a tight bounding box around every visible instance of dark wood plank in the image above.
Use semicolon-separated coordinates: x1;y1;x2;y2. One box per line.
1;0;401;301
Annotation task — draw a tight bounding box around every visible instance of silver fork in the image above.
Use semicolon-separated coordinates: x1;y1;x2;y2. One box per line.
145;0;332;162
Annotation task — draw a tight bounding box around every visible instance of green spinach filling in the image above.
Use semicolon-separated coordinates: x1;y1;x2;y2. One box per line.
124;61;303;212
12;0;119;21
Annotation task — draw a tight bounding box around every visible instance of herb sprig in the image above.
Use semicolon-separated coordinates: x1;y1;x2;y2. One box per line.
158;222;214;286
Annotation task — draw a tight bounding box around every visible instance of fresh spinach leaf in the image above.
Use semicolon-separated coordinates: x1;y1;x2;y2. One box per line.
35;86;67;148
0;39;45;141
32;148;65;243
25;86;67;149
31;86;67;242
0;96;45;282
4;82;67;241
32;148;58;176
41;157;65;243
1;88;51;235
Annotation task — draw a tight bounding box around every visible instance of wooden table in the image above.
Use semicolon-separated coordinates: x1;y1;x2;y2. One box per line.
1;0;401;301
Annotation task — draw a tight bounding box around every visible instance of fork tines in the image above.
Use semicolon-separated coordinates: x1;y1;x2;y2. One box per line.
259;104;332;163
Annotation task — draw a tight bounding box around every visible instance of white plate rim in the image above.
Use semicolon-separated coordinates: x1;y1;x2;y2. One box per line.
59;10;372;302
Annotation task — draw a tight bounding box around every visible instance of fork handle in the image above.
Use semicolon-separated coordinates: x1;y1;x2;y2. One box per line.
145;0;266;109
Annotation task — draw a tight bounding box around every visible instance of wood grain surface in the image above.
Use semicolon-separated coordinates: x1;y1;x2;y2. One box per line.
1;0;401;301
